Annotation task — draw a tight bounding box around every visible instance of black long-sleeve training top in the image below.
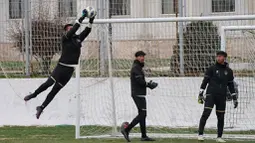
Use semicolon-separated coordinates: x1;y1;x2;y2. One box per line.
200;62;236;96
59;23;91;65
130;60;147;96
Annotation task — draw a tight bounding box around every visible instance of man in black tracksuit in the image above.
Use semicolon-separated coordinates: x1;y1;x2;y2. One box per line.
197;51;238;142
121;51;158;142
23;10;96;119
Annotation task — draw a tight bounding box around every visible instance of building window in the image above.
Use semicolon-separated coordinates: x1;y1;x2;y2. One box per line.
9;0;24;19
110;0;130;16
212;0;235;13
162;0;178;14
58;0;77;17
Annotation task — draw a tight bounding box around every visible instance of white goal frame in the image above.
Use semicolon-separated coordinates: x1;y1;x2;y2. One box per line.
220;25;255;51
75;15;255;140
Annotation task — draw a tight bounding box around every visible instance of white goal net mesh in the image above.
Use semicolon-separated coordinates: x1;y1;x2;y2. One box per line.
77;22;255;139
223;28;255;130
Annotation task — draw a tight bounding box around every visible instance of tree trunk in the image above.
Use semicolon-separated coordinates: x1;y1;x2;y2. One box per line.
41;56;52;75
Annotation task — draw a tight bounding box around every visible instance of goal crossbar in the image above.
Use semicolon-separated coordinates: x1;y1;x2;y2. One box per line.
82;15;255;24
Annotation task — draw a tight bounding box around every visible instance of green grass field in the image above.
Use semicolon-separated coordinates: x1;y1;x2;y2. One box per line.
0;126;254;143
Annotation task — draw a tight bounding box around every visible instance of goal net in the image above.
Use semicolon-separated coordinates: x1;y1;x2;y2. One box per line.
221;26;255;130
76;19;255;140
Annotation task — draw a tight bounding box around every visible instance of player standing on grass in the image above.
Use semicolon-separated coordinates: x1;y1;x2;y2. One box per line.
23;9;96;119
197;51;238;142
121;51;158;142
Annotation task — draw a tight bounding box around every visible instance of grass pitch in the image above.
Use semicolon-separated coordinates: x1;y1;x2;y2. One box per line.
0;126;254;143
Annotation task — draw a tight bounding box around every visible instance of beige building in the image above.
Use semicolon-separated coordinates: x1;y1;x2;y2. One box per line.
0;0;255;61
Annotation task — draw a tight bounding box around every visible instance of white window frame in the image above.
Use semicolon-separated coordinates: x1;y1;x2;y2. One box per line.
110;0;131;16
161;0;178;15
58;0;77;17
211;0;235;13
9;0;24;19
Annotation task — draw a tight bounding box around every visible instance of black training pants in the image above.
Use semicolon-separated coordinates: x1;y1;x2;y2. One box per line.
126;95;147;138
199;94;226;138
34;64;74;109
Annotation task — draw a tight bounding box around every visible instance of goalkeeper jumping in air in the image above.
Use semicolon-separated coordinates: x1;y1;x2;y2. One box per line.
23;9;96;119
121;51;158;142
197;51;238;143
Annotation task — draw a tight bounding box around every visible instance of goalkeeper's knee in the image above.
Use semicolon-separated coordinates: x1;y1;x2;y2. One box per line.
216;111;225;120
44;77;55;87
138;109;147;119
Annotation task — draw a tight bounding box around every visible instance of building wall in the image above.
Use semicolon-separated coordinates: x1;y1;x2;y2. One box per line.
0;0;255;62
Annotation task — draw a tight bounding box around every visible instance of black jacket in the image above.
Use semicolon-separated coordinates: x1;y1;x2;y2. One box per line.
200;62;236;96
130;60;147;96
59;23;91;65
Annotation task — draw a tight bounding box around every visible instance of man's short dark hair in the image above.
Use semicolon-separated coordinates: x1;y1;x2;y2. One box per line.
135;51;146;57
216;51;227;57
64;24;73;30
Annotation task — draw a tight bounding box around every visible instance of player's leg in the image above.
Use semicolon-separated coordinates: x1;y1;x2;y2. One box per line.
135;96;150;140
36;82;63;119
198;94;214;140
24;77;55;101
215;96;227;142
125;96;146;131
121;96;147;142
137;97;154;141
121;96;142;142
36;65;74;119
24;65;62;101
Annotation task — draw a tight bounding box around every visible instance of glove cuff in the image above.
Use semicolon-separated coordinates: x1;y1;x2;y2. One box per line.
231;93;237;96
199;89;204;93
88;23;92;28
232;93;237;100
75;19;81;25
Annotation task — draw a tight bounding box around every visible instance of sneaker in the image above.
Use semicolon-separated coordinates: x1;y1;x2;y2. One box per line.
198;135;204;141
121;122;130;142
141;136;155;141
24;93;36;101
36;106;43;119
216;138;226;142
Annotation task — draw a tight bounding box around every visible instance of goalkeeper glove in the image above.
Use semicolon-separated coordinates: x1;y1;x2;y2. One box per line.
147;80;158;90
77;9;87;23
198;89;205;104
232;93;238;108
82;9;88;17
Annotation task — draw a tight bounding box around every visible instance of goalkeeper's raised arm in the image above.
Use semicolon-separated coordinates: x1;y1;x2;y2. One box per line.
63;9;87;39
79;16;94;41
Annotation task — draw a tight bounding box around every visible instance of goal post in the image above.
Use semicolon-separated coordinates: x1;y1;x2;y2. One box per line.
75;15;255;140
75;63;81;139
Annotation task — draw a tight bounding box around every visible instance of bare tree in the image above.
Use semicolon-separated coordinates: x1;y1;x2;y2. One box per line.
8;5;64;75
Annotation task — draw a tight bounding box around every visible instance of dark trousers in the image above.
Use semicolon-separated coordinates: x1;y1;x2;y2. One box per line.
126;95;147;138
33;64;74;109
198;94;226;138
